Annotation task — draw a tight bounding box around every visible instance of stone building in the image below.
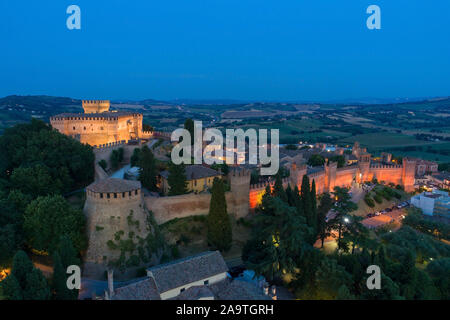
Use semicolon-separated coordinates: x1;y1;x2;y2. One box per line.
159;165;222;194
50;100;152;146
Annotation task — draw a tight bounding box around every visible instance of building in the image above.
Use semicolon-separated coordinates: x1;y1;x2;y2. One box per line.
415;159;439;176
50;100;152;147
429;172;450;190
104;251;272;300
159;165;222;194
411;189;450;218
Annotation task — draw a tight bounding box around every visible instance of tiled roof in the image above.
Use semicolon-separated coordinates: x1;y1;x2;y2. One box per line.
210;279;271;300
173;285;215;300
87;178;141;193
112;277;160;300
160;165;221;181
147;251;228;293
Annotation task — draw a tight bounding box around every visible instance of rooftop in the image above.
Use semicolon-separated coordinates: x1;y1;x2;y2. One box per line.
52;111;137;119
160;165;221;181
112;277;160;300
87;178;141;193
147;251;228;293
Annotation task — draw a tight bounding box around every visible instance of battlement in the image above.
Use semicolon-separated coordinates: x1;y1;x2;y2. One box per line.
370;164;402;169
82;100;111;113
229;167;251;178
93;140;127;149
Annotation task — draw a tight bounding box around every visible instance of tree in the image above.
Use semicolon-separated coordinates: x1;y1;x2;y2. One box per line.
130;148;141;167
243;191;313;281
184;118;195;145
207;178;232;252
10;164;61;198
307;154;325;167
309;180;318;234
0;118;94;191
329;155;345;168
138;146;158;191
110;148;124;170
23;268;51;300
52;251;77;300
1;250;51;300
167;162;188;195
273;173;287;203
317;193;333;248
0;224;19;267
24;195;86;253
329;187;357;250
0;274;23;300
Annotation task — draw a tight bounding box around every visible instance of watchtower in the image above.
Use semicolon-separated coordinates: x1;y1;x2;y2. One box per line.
228;167;251;218
82;100;111;114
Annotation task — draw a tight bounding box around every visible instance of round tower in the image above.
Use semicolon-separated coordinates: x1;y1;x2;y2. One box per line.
83;178;151;278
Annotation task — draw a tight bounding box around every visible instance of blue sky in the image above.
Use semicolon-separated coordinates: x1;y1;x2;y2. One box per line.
0;0;449;101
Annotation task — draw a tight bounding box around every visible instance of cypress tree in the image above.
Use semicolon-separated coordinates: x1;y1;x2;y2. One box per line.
293;185;303;216
23;268;51;300
52;236;80;300
167;162;188;195
309;179;318;233
207;178;232;252
138;146;158;191
317;193;333;247
0;274;23;300
273;173;287;203
300;175;311;219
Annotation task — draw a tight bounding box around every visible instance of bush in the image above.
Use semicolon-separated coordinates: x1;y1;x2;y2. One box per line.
364;195;375;208
373;194;383;204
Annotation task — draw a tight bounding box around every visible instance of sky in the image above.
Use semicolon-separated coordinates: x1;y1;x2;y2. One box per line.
0;0;449;101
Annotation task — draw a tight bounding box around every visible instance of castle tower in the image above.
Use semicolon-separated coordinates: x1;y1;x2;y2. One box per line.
82;100;111;114
289;162;307;189
228;167;251;218
324;161;337;193
83;178;151;278
402;158;416;192
357;153;371;183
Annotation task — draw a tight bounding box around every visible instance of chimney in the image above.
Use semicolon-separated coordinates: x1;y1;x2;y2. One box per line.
107;269;114;299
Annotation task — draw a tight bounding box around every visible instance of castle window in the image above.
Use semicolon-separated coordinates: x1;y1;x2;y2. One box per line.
100;193;103;198
73;126;75;130
84;127;86;130
135;190;138;195
114;193;117;198
129;191;132;196
122;192;125;198
107;193;110;199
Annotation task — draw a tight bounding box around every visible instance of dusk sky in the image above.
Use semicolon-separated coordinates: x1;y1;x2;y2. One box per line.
0;0;449;101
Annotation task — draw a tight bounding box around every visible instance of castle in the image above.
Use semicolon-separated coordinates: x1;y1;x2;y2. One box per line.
50;100;152;147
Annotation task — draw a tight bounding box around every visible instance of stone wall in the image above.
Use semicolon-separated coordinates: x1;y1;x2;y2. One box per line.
83;188;151;278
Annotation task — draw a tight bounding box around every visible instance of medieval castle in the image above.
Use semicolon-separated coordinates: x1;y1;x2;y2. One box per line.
49;100;417;278
50;100;152;146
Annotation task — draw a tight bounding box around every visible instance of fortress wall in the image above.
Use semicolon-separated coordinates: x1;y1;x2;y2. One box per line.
369;167;403;185
335;167;357;188
144;192;236;224
310;172;326;194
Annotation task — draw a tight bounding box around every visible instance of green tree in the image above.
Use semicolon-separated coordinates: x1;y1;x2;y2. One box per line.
0;274;23;300
23;268;51;300
329;187;357;250
130;148;141;167
207;178;232;252
24;195;86;253
317;193;333;248
307;154;325;167
273;173;287;203
243;193;313;281
167;162;188;195
329;155;345;168
138;146;158;191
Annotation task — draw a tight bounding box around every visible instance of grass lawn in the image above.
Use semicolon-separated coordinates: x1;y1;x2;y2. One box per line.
160;215;252;263
352;185;409;217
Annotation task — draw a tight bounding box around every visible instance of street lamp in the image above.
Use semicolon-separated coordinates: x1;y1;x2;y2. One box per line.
344;217;350;223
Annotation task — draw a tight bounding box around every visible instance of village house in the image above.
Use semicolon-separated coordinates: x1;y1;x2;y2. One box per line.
159;165;222;194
